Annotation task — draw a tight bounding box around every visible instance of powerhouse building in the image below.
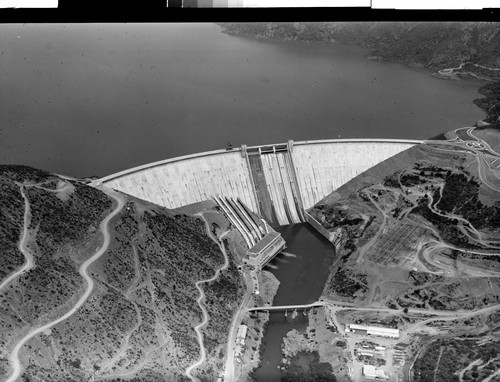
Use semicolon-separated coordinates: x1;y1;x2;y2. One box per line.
245;231;286;268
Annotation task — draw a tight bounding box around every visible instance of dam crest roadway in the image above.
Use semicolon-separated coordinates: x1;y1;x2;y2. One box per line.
98;138;421;227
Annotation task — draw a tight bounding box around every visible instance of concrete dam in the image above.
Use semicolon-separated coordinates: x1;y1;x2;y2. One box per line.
100;139;421;226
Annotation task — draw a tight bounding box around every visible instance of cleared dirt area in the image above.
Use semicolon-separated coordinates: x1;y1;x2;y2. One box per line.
306;127;500;381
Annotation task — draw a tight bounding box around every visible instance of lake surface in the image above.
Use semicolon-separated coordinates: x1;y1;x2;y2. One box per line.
253;223;335;382
0;23;486;178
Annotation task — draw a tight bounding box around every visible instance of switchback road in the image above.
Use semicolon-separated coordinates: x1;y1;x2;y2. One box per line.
5;187;125;382
185;212;230;382
0;186;34;295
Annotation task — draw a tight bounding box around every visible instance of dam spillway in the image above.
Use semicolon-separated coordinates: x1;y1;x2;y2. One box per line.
245;143;303;225
100;139;421;226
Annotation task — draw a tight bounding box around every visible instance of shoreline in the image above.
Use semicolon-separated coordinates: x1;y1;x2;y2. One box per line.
279;306;352;382
220;25;494;85
221;26;493;129
219;25;373;56
234;270;280;382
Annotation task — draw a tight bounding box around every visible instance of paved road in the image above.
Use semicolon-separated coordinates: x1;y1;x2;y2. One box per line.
250;298;500;320
401;302;500;342
223;271;253;382
476;153;500;193
427;127;500;194
0;186;33;294
5;187;125;382
185;212;230;382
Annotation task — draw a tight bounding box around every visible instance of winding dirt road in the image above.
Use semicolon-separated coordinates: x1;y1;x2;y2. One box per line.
0;186;34;295
185;212;230;382
4;187;125;382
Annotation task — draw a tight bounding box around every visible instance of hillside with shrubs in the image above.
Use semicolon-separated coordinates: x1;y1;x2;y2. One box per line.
0;165;243;382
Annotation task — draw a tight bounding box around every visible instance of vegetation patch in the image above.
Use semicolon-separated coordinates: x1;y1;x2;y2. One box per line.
413;337;500;382
280;351;337;382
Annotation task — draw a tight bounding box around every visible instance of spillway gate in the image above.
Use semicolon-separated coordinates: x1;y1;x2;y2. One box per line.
243;141;305;226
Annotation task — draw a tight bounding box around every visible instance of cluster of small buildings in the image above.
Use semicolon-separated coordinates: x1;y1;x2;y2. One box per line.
357;343;386;358
344;323;400;380
393;342;409;364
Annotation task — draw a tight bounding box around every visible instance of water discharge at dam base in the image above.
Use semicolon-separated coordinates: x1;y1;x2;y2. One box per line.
253;223;335;382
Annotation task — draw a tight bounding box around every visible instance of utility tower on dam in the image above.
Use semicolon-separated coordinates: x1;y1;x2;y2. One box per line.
100;138;421;227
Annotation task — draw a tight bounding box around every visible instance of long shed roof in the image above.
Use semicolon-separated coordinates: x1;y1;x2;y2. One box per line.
349;324;399;335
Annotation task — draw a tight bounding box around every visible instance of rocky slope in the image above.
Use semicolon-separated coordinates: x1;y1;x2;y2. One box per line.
0;165;243;382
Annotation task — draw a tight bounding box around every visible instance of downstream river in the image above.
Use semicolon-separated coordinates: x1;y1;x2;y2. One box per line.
253;223;335;382
0;23;486;178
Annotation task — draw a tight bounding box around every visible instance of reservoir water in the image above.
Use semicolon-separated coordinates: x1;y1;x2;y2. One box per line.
0;23;489;380
253;223;335;382
0;23;486;178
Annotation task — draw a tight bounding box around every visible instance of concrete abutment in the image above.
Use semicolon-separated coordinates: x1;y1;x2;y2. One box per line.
101;139;421;227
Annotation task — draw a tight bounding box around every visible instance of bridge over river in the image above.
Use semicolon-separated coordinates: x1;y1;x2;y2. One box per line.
246;299;364;313
247;300;482;317
247;301;327;312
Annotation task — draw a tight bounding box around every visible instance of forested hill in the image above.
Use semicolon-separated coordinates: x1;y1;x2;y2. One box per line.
0;165;243;382
220;22;500;71
221;22;500;126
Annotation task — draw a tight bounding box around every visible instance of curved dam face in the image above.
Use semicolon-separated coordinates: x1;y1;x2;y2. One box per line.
100;139;421;226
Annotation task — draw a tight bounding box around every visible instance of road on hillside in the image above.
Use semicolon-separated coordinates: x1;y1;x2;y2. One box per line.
0;186;34;295
400;302;500;344
1;179;89;294
223;270;254;382
185;212;230;382
427;127;500;194
5;187;125;382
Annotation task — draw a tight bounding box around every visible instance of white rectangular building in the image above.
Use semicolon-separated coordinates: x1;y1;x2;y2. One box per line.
236;324;248;341
347;324;400;339
363;365;389;380
234;324;248;357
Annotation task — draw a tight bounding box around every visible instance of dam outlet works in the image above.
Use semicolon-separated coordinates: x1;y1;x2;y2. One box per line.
96;138;420;269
